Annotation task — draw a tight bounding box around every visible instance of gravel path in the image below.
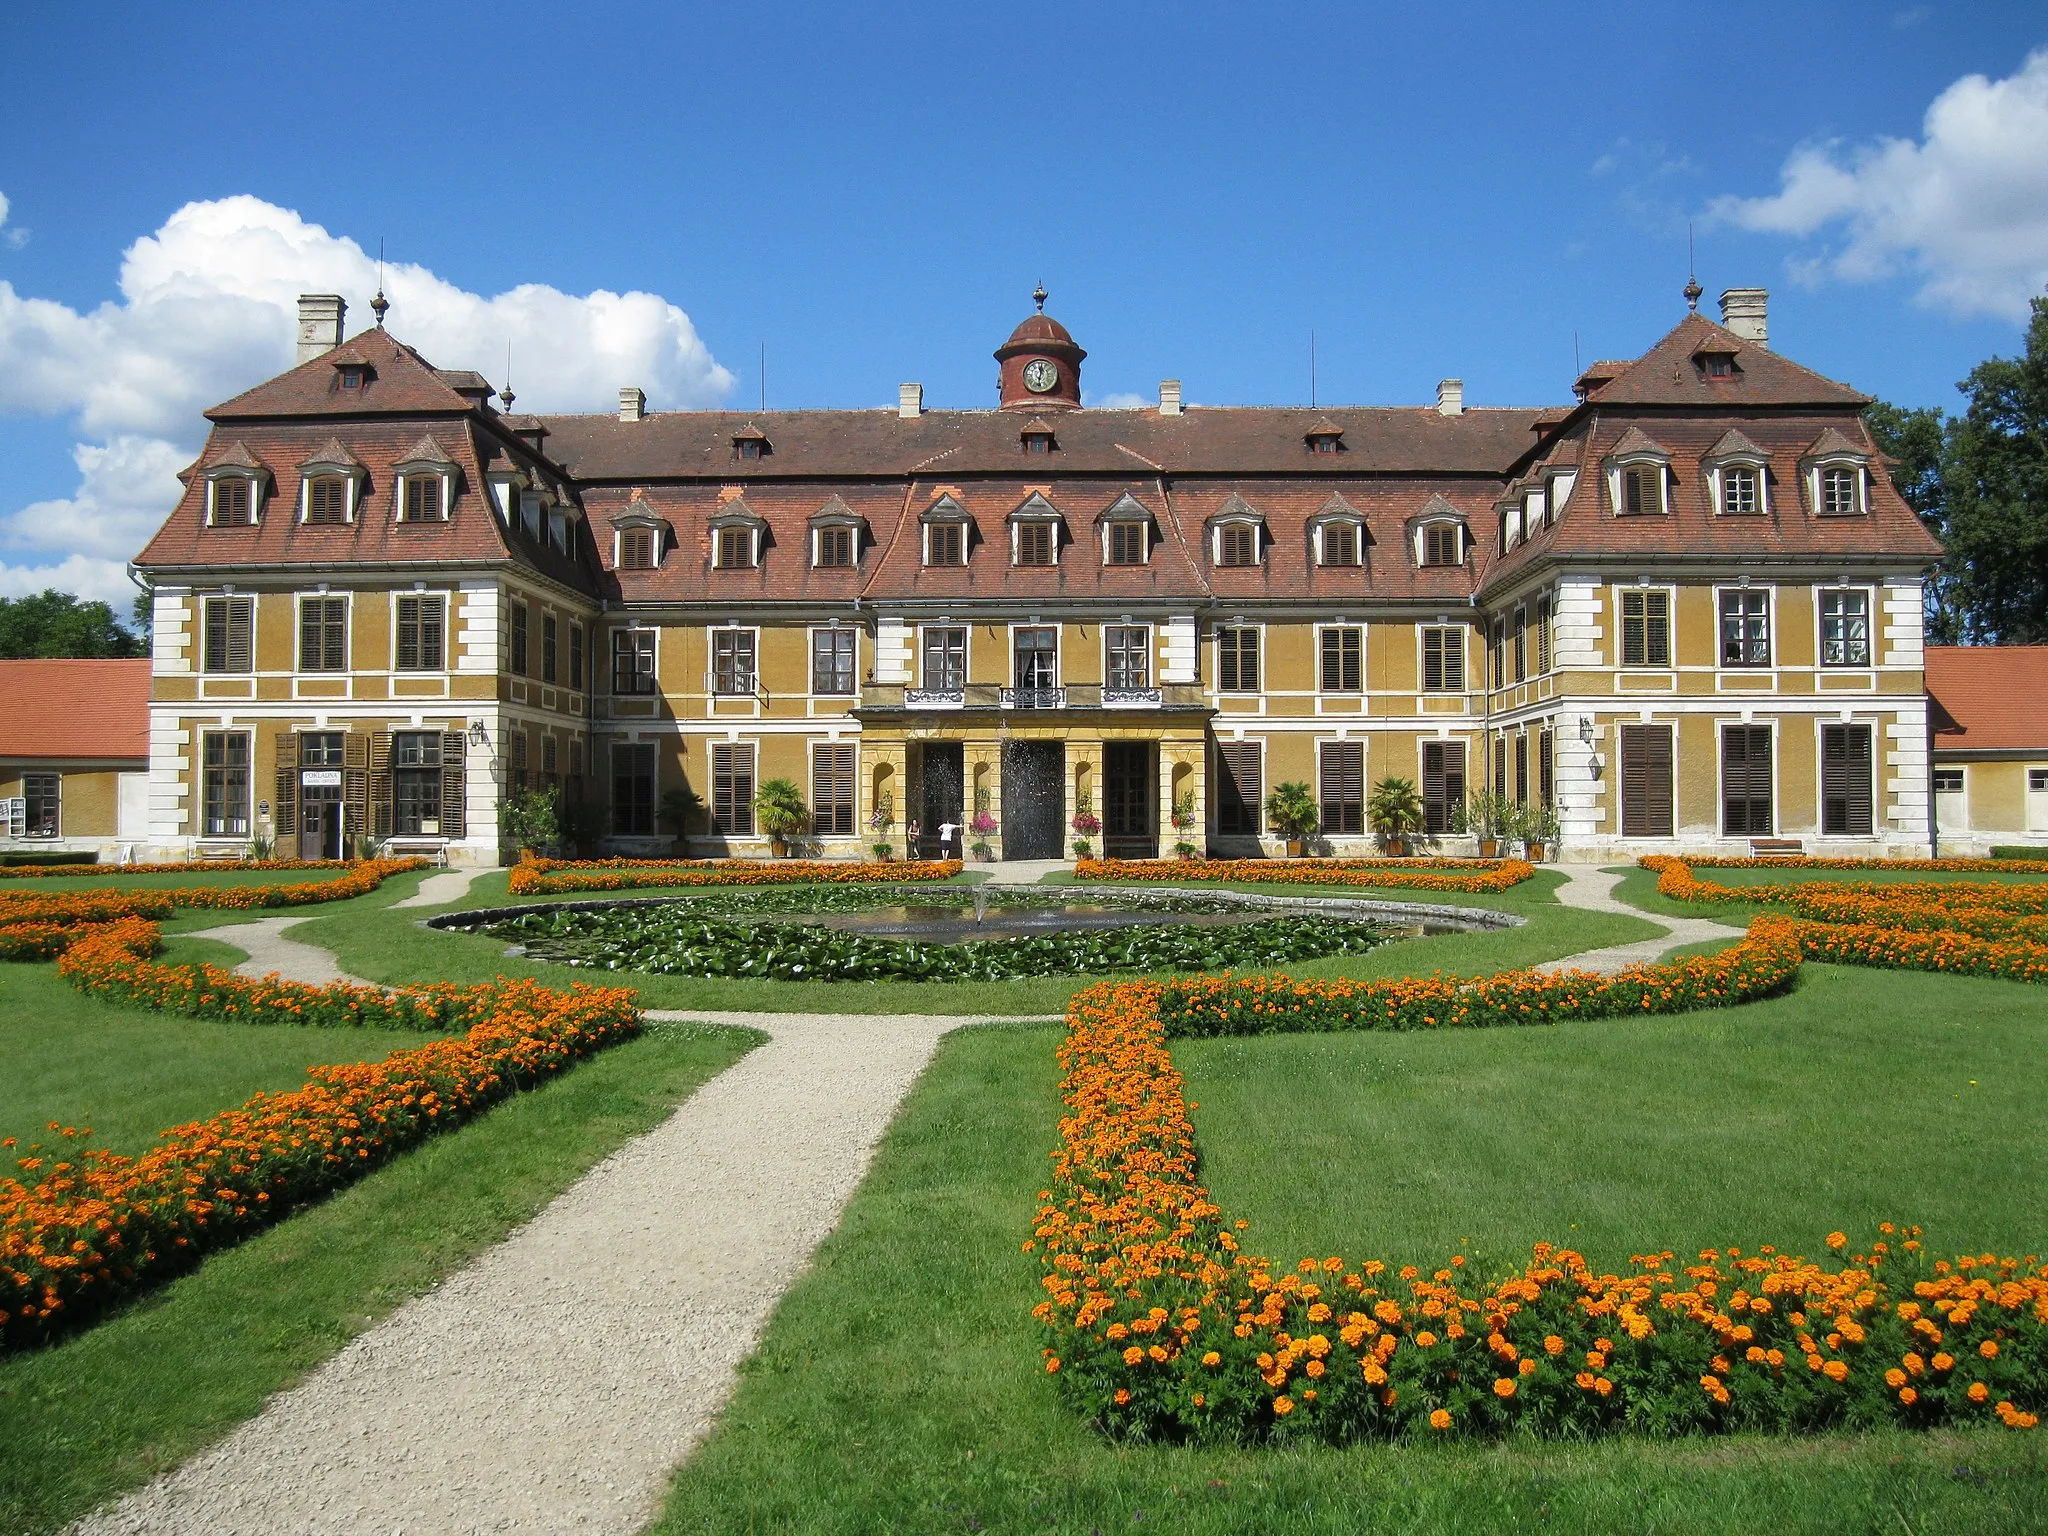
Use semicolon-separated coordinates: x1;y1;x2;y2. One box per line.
392;867;489;908
1534;865;1744;973
73;1007;1014;1536
184;914;375;987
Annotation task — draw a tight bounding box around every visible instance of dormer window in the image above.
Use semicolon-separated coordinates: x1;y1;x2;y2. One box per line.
815;526;854;567
1304;417;1345;454
1701;429;1770;518
732;425;771;461
338;366;366;390
1096;493;1154;567
1107;523;1146;565
920;493;973;566
717;526;756;567
213;478;253;524
1695;351;1739;381
807;496;866;569
1604;430;1672;517
1007;491;1065;567
1218;525;1258;567
1016;523;1055;565
1821;467;1859;515
1722;467;1759;515
1622;465;1662;515
619;527;658;569
1800;429;1872;517
1319;523;1359;566
402;476;443;521
1308;492;1366;569
297;439;363;524
392;435;458;523
1021;428;1056;455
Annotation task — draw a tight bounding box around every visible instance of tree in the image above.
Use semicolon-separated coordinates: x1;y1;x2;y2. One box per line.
0;589;145;658
1936;294;2048;643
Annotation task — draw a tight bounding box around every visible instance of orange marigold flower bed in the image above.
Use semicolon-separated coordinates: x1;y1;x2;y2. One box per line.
0;857;358;880
1033;975;2048;1442
1075;857;1536;894
507;857;962;896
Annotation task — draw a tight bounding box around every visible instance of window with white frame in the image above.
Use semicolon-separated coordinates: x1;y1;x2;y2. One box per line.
714;523;760;569
1217;626;1260;692
1216;524;1258;567
618;525;659;569
1015;521;1056;566
1106;521;1148;566
1820;588;1871;667
1106;625;1151;690
1619;462;1666;516
395;594;446;672
1318;521;1361;567
1419;522;1464;566
612;628;656;694
1720;466;1761;515
298;595;347;673
1620;589;1670;667
305;476;350;524
1319;626;1363;693
201;731;251;836
22;772;59;837
1421;625;1465;691
811;627;857;695
1719;588;1771;667
712;629;757;695
921;627;966;691
202;595;253;674
1819;466;1862;516
207;475;259;526
401;474;446;522
814;525;855;567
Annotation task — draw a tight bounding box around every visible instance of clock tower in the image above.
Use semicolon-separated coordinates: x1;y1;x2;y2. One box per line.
995;286;1085;410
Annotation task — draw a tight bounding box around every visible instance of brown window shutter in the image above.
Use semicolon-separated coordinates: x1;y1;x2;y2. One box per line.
440;731;468;839
1319;741;1364;834
274;732;299;843
343;732;369;853
1621;725;1673;837
1216;741;1262;835
370;731;394;840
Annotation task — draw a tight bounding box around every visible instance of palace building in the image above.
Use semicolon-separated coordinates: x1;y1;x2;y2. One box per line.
130;285;1945;865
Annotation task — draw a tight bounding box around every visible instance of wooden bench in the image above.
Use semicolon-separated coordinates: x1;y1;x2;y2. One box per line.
1748;838;1805;859
193;840;254;862
378;837;450;867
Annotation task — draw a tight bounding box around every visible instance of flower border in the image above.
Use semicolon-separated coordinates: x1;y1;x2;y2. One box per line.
1075;857;1536;894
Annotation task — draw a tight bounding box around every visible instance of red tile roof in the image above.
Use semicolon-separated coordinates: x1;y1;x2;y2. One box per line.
0;660;151;762
1926;646;2048;752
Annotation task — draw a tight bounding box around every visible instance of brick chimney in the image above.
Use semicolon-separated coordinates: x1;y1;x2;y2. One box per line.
619;386;646;423
1159;380;1183;416
296;295;346;363
1436;379;1464;416
1719;288;1769;348
898;382;923;419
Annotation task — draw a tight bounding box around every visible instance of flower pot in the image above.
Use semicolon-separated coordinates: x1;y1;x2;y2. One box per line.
1284;839;1304;858
517;846;539;864
1478;838;1501;858
1384;837;1408;858
1525;840;1547;862
769;837;789;859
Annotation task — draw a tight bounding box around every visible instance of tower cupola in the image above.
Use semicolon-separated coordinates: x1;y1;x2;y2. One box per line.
995;286;1085;410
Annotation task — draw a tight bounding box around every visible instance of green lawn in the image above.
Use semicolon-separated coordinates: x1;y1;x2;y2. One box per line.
1609;862;2048;922
0;957;447;1158
0;1014;757;1536
1180;962;2048;1271
1038;865;1574;914
654;1008;2048;1535
279;871;1662;1015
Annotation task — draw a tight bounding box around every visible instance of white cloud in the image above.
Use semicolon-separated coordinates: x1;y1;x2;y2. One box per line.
0;191;21;249
0;193;734;600
1084;390;1150;410
1708;49;2048;320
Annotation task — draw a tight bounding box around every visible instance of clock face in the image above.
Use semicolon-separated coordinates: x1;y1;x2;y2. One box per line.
1022;358;1060;393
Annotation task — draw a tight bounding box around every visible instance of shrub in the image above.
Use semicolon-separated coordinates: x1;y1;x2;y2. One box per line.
754;779;811;844
1075;857;1535;894
502;786;562;852
1265;782;1319;843
1366;777;1426;839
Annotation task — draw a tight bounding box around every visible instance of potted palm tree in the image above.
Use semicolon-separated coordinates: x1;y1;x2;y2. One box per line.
1367;774;1426;857
1265;781;1320;858
1524;802;1561;862
752;778;811;859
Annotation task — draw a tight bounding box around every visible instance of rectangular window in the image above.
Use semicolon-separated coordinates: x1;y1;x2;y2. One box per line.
921;627;966;691
509;729;528;792
1621;724;1674;837
211;478;253;525
1512;606;1527;683
1514;733;1529;805
1106;626;1151;690
812;743;856;837
1493;734;1507;799
1319;627;1363;693
1719;588;1771;667
569;623;585;690
1722;724;1774;835
1721;466;1759;515
926;523;964;566
394;732;444;834
1218;525;1258;567
1539;726;1555;807
812;628;857;695
1535;597;1552;674
620;527;656;570
611;629;656;694
712;629;757;695
509;600;529;676
1422;524;1461;566
201;731;250;836
300;731;344;767
1013;626;1057;690
298;596;347;672
202;595;253;674
1933;767;1964;794
395;594;445;672
1422;741;1466;835
1215;741;1262;835
1820;467;1860;515
712;742;755;835
717;526;755;568
815;526;854;568
402;476;443;522
1108;523;1146;566
1622;464;1663;515
1217;627;1260;693
306;477;348;524
22;772;59;838
1319;741;1365;835
1320;524;1358;567
1016;523;1055;566
1489;618;1505;689
1821;723;1874;836
542;735;558;787
1620;590;1670;667
1421;626;1465;691
611;743;656;835
542;614;558;683
1820;589;1871;667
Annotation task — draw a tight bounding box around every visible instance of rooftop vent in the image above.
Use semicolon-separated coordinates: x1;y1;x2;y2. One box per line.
296;295;346;364
1436;379;1464;417
899;382;923;419
1159;379;1183;416
619;386;646;423
1719;288;1769;349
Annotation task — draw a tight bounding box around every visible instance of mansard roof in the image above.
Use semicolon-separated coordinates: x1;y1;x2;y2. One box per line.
207;326;482;419
1578;313;1869;410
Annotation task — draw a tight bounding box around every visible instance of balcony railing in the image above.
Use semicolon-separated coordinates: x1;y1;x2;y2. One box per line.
1001;686;1066;710
903;687;966;708
1102;686;1164;708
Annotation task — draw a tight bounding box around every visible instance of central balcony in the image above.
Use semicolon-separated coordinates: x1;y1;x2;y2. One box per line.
1000;685;1066;710
857;682;1209;715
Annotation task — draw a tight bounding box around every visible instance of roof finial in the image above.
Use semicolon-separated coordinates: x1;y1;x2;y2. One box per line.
372;238;390;327
499;341;514;411
1032;283;1048;313
1684;222;1702;313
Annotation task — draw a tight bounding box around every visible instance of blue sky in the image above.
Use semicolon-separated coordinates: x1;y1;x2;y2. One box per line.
2;2;2045;600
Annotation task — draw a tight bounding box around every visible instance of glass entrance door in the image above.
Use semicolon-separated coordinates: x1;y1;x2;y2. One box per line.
1103;741;1156;859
